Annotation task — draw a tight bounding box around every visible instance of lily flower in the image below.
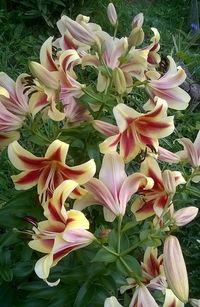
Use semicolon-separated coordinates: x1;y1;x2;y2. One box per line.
0;72;30;116
131;156;185;221
93;97;174;163
29;180;94;284
177;131;200;182
163;235;189;303
129;285;159;307
163;289;184;307
74;152;153;222
145;56;190;110
104;296;123;307
8;139;96;202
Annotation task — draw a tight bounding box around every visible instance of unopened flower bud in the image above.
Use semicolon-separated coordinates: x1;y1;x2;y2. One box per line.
132;12;144;29
107;3;118;27
128;27;144;47
113;67;126;94
163;235;189;303
61;16;96;45
173;206;198;226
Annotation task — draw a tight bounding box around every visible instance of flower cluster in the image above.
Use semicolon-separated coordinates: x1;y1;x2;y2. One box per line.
1;2;199;306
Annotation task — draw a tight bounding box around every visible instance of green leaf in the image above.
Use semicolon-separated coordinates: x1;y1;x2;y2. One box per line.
0;266;13;281
73;282;95;307
92;248;117;263
116;255;142;277
108;229;118;251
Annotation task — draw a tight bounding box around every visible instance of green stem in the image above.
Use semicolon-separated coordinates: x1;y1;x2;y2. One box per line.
117;215;123;254
95;238;119;256
120;242;140;257
119;257;142;284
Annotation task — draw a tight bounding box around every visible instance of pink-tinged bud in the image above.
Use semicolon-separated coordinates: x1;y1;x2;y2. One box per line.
132;12;144;29
107;3;118;26
174;207;198;226
61;16;96;45
163;236;189;303
104;296;123;307
112;67;126;94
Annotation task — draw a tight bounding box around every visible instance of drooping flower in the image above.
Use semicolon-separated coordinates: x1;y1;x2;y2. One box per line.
74;152;153;222
8;139;96;202
131;156;185;221
29;180;94;284
145;56;190;110
163;235;189;303
0;73;30;148
93;97;174;163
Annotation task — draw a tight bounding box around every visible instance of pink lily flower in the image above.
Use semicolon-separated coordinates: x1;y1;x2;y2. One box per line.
129;285;159;307
93;97;174;163
74;152;153;222
29;180;94;284
0;72;29;116
145;56;190;110
163;235;189;303
131;156;185;221
8;139;96;202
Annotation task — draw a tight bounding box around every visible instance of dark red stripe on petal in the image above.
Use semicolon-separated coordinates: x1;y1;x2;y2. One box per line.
53;245;76;262
48;201;63;223
120;128;135;159
47;147;62;161
60;165;84;179
19;155;45;168
16;169;41;184
142;104;163;118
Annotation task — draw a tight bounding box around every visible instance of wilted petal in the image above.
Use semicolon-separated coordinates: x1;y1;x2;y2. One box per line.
163;235;189;303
